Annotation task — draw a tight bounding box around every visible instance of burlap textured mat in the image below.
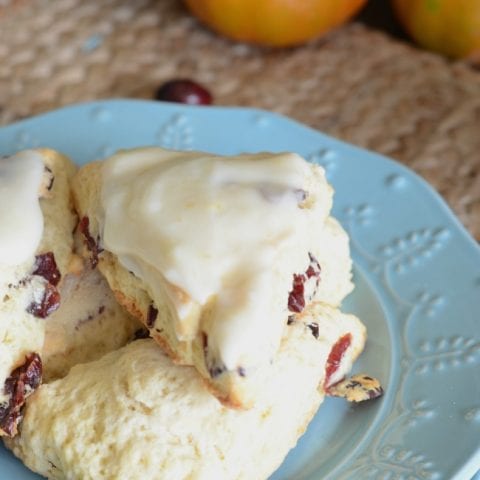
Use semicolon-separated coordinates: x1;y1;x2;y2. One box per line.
0;0;479;239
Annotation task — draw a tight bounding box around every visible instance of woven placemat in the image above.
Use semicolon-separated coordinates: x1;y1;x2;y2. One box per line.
0;0;479;239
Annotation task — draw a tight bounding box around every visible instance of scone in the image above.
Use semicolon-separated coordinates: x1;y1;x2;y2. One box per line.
0;149;77;437
6;303;369;480
42;262;141;382
72;147;354;408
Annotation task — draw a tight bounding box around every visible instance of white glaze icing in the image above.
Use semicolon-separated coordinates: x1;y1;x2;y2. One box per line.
100;148;332;370
0;151;44;266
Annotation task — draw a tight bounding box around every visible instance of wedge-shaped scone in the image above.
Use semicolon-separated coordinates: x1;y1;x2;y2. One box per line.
6;303;368;480
72;147;354;408
0;149;77;437
42;262;141;382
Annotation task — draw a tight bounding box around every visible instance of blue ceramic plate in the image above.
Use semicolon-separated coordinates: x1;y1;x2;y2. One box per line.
0;100;479;480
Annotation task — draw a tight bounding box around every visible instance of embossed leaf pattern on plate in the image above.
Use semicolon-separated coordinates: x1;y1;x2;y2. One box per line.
156;113;193;150
340;202;479;479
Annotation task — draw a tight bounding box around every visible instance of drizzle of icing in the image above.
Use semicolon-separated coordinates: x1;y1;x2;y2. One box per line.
0;151;44;266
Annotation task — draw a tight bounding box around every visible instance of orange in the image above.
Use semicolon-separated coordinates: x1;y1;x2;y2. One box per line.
392;0;480;60
184;0;368;47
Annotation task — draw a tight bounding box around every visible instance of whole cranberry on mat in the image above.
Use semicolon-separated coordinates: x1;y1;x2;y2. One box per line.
154;79;212;105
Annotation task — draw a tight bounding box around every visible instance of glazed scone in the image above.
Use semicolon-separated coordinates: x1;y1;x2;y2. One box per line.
7;303;366;480
72;147;354;408
42;263;141;382
0;149;77;437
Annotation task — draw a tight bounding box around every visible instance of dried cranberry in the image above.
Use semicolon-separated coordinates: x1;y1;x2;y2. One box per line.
0;353;42;437
294;189;308;203
324;333;352;388
202;332;226;378
307;322;319;339
133;328;150;340
306;253;321;279
368;386;384;399
208;364;226;378
154;79;212;105
146;304;158;328
27;283;60;318
78;216;102;268
44;166;54;191
288;274;306;313
32;252;61;286
287;253;321;313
